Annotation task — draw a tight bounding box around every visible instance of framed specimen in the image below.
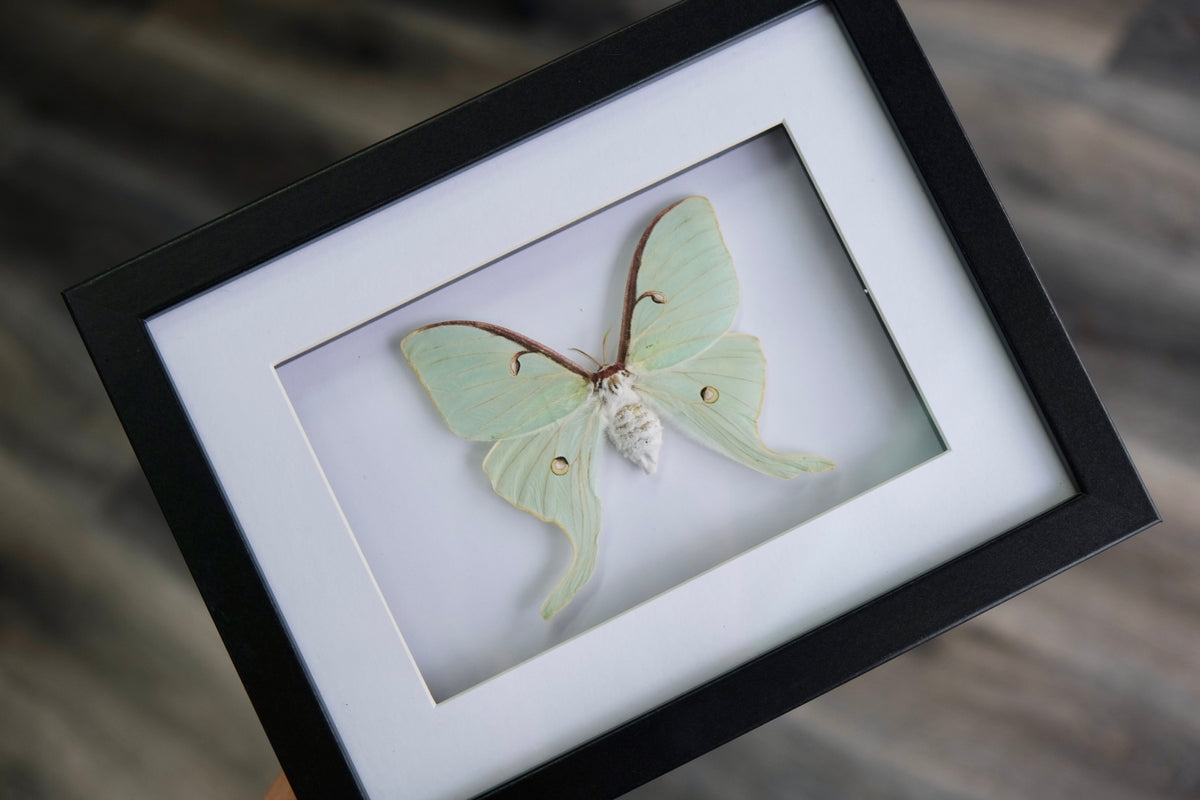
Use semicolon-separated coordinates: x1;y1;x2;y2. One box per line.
64;0;1157;798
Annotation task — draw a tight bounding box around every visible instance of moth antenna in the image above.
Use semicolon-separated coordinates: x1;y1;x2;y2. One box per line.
601;329;612;363
569;347;603;369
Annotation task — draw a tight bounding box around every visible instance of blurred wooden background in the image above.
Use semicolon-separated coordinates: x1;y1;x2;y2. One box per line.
1;0;1197;797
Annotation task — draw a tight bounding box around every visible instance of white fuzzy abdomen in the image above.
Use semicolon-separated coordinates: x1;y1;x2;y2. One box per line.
598;371;662;474
607;400;662;473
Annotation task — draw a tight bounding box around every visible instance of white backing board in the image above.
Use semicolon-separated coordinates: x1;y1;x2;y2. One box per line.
277;128;945;700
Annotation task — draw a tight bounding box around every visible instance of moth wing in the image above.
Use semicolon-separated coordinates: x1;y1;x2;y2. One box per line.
621;196;739;371
637;333;834;478
484;402;606;619
401;322;591;441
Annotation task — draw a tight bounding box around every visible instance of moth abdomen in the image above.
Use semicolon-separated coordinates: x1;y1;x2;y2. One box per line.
597;369;662;474
607;402;663;474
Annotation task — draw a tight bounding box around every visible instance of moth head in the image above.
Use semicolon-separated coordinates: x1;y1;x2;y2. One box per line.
597;368;633;396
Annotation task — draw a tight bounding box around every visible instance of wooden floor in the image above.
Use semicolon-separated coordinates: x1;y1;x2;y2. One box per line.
1;0;1197;797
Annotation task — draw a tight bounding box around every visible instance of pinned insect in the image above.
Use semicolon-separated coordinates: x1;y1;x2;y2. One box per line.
402;196;833;618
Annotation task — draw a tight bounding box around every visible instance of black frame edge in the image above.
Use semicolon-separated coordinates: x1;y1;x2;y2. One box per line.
828;0;1157;521
61;0;1160;798
61;292;365;797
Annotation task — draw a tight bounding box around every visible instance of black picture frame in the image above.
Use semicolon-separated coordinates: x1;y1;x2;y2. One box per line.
63;0;1158;798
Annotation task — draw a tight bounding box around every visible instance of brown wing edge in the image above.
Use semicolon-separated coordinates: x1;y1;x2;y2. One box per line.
408;320;593;378
615;196;698;364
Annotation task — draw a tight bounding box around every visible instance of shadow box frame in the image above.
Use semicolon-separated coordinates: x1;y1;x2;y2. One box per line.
63;0;1159;798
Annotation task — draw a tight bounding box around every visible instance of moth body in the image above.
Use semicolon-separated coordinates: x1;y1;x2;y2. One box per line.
402;196;834;619
597;369;662;474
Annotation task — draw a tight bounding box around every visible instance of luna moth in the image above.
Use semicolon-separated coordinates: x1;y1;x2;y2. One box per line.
402;196;833;619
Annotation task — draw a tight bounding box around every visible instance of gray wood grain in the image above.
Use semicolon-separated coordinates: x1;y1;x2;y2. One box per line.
0;1;1195;798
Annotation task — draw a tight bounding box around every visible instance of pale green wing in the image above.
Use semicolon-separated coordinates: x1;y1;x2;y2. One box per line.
619;196;739;372
636;333;834;478
401;321;591;441
483;402;605;619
